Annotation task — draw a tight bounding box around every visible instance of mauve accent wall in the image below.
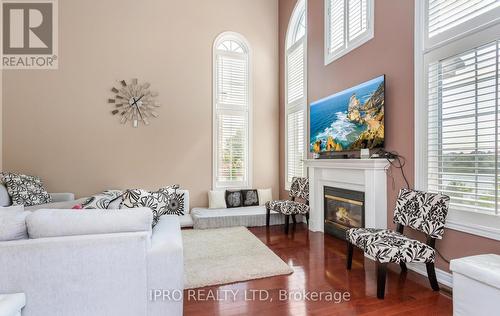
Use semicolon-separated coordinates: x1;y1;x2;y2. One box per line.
2;0;279;208
279;0;500;271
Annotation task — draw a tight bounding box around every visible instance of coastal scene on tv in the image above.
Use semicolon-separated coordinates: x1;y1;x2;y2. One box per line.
310;75;385;153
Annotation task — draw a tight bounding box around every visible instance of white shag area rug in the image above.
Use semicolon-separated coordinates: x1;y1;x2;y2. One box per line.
182;226;293;289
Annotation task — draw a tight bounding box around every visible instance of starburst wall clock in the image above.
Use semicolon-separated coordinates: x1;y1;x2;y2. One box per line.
108;79;160;128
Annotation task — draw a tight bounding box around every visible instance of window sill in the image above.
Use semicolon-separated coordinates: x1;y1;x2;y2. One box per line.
445;208;500;241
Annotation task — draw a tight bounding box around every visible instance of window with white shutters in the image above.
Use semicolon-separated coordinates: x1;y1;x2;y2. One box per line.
213;33;251;189
325;0;374;65
285;0;307;189
427;41;499;216
416;0;500;238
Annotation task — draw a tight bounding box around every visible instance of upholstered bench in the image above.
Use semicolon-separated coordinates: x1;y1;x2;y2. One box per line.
190;206;285;229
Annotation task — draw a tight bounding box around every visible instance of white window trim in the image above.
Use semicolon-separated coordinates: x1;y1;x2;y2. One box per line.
324;0;374;65
212;31;253;190
414;1;500;241
285;0;308;191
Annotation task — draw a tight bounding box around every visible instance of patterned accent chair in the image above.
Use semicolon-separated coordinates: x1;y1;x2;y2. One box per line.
346;188;450;299
265;177;310;234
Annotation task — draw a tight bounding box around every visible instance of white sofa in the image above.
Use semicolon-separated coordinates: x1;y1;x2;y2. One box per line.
0;183;83;211
0;209;183;316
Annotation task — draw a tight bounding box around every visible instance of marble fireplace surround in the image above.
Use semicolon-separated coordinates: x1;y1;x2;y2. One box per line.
304;159;391;233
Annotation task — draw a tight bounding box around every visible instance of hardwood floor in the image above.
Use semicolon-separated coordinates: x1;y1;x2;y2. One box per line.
183;224;452;316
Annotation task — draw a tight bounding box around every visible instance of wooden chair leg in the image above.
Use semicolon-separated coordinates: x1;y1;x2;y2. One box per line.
426;262;440;291
399;262;408;272
305;213;309;226
265;206;270;227
292;214;297;225
346;242;353;270
284;215;290;234
377;262;387;299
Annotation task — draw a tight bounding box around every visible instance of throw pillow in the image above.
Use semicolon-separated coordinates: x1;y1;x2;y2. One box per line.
121;187;184;226
225;190;243;208
1;172;52;207
241;189;259;206
81;190;123;209
160;186;186;216
257;188;273;206
0;210;29;241
208;190;226;209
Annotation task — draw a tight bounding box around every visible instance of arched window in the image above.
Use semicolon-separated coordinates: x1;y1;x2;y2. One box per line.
213;32;251;189
285;0;307;189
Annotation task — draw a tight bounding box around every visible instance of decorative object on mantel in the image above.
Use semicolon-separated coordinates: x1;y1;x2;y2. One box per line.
360;148;370;159
108;78;160;128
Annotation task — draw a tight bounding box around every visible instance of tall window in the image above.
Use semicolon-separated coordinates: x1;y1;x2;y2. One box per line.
415;0;500;240
325;0;374;65
213;32;251;189
285;0;307;189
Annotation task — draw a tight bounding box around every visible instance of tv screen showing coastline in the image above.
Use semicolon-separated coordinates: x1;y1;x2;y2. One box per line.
310;75;385;153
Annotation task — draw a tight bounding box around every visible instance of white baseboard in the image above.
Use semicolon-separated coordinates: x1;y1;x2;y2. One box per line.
406;262;453;288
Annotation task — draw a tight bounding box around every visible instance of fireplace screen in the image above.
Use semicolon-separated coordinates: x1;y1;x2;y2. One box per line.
324;187;364;240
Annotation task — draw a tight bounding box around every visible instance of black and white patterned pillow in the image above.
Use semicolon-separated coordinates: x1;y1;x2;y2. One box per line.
120;185;185;226
82;190;123;209
225;190;243;208
160;185;185;216
241;189;259;206
1;172;52;207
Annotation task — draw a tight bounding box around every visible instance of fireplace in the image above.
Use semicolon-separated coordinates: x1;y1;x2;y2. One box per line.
324;186;365;240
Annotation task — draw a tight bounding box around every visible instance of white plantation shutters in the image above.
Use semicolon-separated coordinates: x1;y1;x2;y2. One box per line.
287;109;305;184
328;0;345;53
325;0;373;64
348;0;368;41
285;0;307;188
417;0;500;237
427;0;500;39
287;42;305;104
213;33;251;189
427;41;500;215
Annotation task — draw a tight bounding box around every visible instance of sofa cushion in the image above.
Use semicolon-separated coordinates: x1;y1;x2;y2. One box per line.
225;190;243;208
208;190;226;209
0;210;29;241
120;187;186;227
82;190;123;209
0;183;11;207
1;173;52;207
241;189;259;207
26;208;153;239
257;188;272;206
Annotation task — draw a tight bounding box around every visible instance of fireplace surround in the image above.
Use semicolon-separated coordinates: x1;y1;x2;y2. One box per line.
304;159;390;233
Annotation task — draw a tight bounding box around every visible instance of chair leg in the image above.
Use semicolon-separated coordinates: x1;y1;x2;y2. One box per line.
265;206;270;227
292;214;297;225
426;262;440;291
305;213;309;226
284;215;290;234
346;242;353;270
376;262;387;299
399;262;408;272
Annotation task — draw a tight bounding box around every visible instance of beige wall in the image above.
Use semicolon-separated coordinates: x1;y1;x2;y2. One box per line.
279;0;500;271
2;0;279;208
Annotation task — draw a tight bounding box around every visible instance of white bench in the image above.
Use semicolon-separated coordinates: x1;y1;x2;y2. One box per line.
450;254;500;316
0;294;25;316
191;206;285;229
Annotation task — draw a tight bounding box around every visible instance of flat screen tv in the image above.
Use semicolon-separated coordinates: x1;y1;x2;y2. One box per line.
310;75;385;153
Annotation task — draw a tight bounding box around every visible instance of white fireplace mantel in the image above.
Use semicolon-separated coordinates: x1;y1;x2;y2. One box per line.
304;159;391;233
